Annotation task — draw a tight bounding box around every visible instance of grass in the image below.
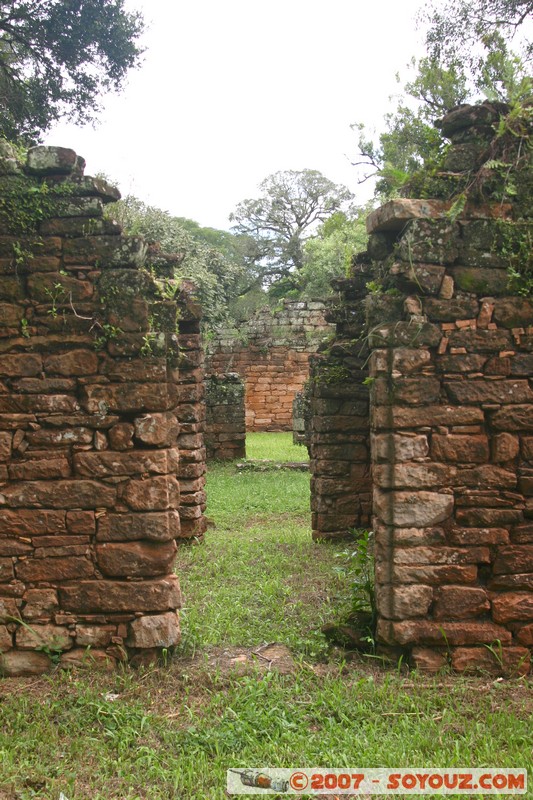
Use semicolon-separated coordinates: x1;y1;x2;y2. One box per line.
178;456;346;658
245;431;308;462
0;435;531;800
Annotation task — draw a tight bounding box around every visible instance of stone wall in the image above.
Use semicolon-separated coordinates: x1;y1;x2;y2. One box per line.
175;281;207;540
310;103;533;673
205;373;246;460
206;300;334;431
0;145;205;676
309;272;372;539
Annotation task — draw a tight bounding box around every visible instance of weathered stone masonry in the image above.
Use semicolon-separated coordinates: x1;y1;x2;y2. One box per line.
310;103;533;673
206;301;334;431
205;373;246;460
0;145;205;676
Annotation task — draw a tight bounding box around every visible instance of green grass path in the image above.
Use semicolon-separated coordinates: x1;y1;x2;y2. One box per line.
0;435;530;800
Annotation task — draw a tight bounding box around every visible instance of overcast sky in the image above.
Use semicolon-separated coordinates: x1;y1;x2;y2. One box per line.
44;0;426;230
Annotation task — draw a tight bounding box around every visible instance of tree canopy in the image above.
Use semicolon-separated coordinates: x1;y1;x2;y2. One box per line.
229;169;354;288
424;0;533;78
109;195;251;327
0;0;144;142
353;0;532;199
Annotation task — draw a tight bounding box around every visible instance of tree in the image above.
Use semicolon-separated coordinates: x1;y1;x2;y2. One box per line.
353;0;532;199
353;59;469;197
0;0;144;142
299;210;369;300
424;0;533;84
229;169;354;288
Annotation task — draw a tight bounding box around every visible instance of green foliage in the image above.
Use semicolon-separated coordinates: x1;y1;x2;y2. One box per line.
343;530;375;618
423;0;533;95
298;210;369;300
0;175;54;234
245;432;308;462
230;169;354;286
500;221;533;295
353;59;469;198
0;0;144;142
332;529;377;651
109;195;250;328
353;0;533;200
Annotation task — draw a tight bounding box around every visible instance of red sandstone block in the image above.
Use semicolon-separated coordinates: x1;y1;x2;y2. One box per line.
392;546;489;566
410;647;448;673
59;575;181;613
180;490;206;506
377;619;512;646
372;405;484;430
0;539;32;556
135;412;180;447
456;508;523;527
451;646;530;676
74;449;179;478
433;586;490;619
0;394;78;414
492;592;533;623
445;379;533;405
97;510;180;542
100;357;167;383
491;404;533;431
178;505;203;519
80;383;171;414
96;540;177;577
0;354;43;377
178;517;207;538
493;546;533;575
122;476;180;511
0;509;66;535
0;558;14;581
387;564;478;585
489;574;533;591
16;556;95;582
9;456;71;480
376;583;433;619
448;527;509;545
0;480;116;509
44;349;98;376
431;434;489;463
512;523;533;543
516;623;533;645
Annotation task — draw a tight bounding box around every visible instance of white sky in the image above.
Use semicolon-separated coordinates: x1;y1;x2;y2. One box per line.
44;0;426;230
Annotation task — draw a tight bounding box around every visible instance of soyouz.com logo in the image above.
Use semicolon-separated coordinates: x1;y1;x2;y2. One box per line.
227;768;527;795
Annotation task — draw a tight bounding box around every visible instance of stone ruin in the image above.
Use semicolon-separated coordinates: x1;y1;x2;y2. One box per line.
309;103;533;673
205;300;334;433
1;101;531;679
205;373;246;460
0;145;206;676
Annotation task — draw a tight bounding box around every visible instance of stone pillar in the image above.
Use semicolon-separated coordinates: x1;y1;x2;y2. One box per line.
368;103;533;674
175;281;208;540
0;145;201;676
309;272;373;540
205;373;246;460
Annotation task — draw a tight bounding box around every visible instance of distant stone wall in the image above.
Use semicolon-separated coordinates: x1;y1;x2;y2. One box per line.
205;373;246;460
309;103;533;674
0;145;205;676
205;301;334;431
